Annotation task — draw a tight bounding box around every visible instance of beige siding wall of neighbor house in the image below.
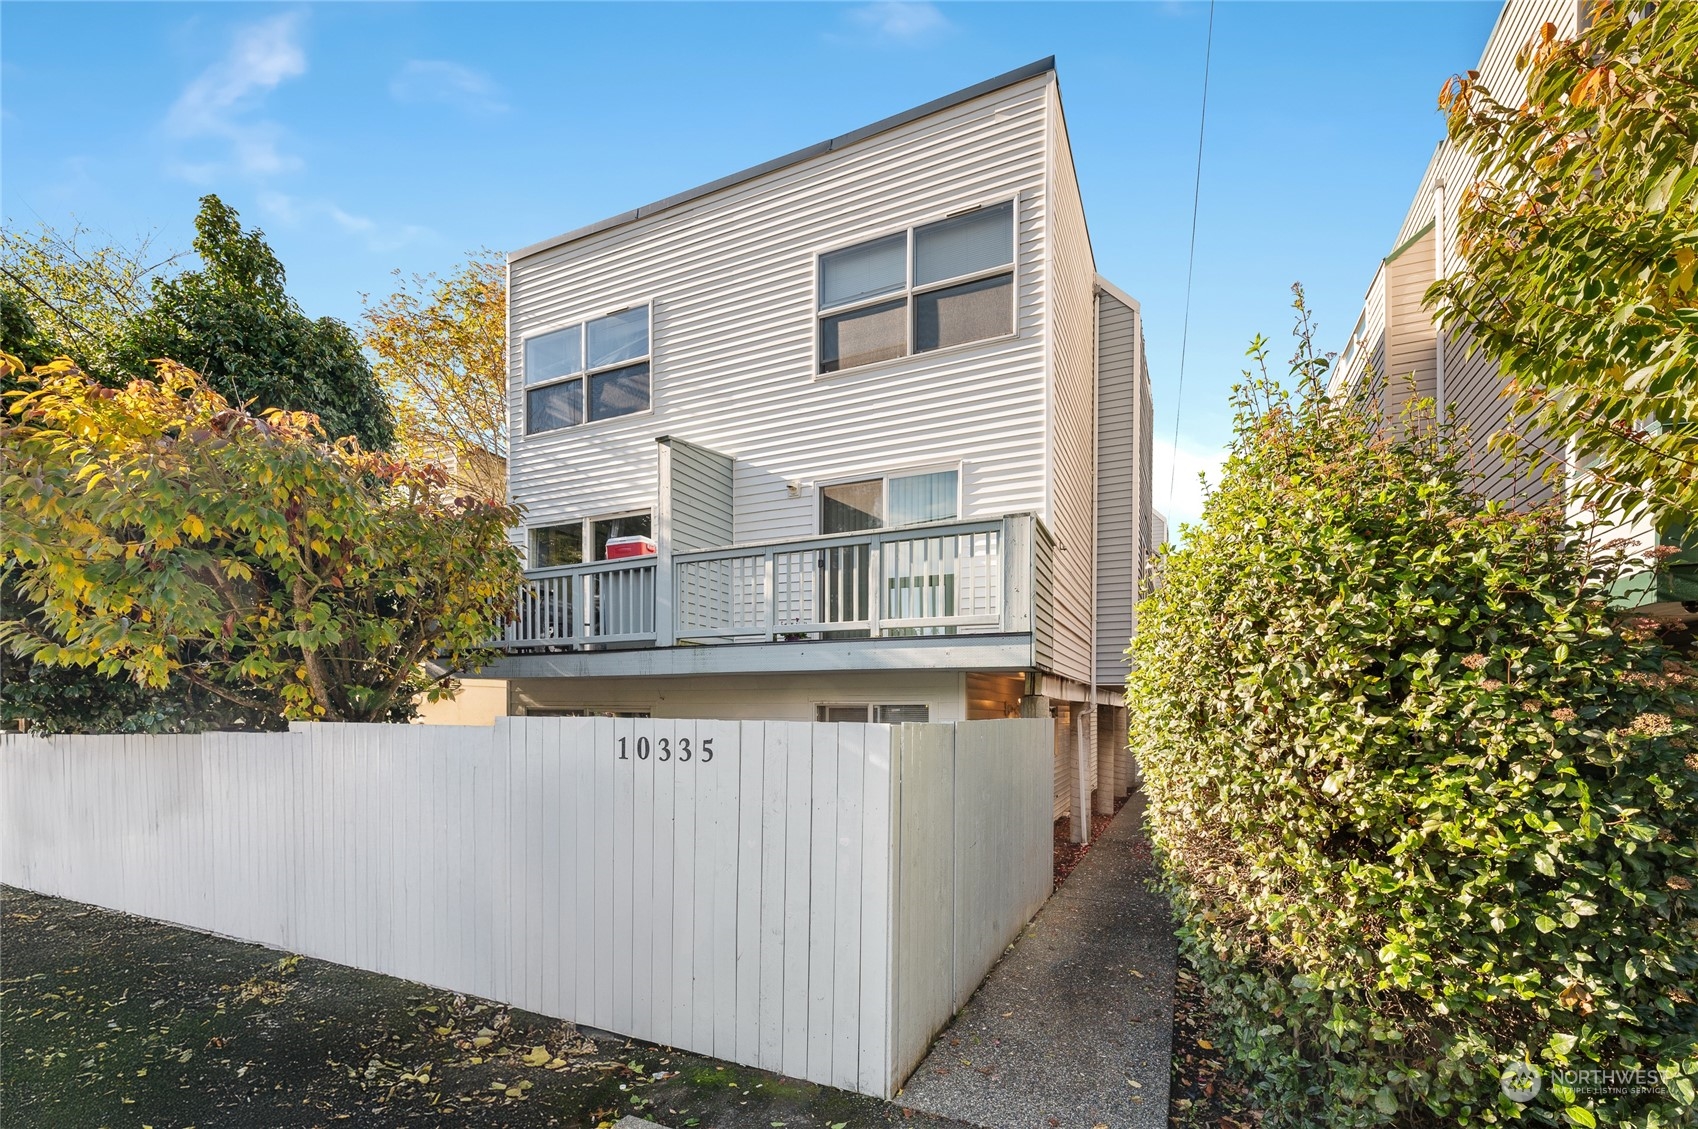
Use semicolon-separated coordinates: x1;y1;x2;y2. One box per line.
1448;323;1560;506
1044;81;1098;689
1333;0;1581;507
506;75;1054;553
1094;286;1140;684
1333;266;1387;405
414;678;510;725
1383;226;1438;420
1137;336;1153;594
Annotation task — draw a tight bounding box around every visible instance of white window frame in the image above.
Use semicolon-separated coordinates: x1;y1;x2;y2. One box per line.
812;197;1019;377
528;507;654;568
816;462;963;534
522;301;654;435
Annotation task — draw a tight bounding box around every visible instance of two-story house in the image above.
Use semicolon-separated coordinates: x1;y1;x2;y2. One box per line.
465;59;1157;842
1331;0;1695;619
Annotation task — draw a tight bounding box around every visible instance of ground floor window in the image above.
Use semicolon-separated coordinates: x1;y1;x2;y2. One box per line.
816;704;930;723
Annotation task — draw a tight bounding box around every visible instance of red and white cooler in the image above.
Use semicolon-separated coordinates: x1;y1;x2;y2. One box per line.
604;535;658;559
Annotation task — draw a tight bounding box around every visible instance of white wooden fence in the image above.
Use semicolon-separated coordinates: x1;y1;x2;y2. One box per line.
0;718;1051;1097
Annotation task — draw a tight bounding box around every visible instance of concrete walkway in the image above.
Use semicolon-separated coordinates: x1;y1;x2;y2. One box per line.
897;793;1175;1129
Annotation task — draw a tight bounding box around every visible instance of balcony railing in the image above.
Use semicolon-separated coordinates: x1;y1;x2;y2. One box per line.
495;514;1035;652
499;557;657;649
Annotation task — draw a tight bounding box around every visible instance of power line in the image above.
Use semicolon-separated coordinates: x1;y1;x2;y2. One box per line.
1166;0;1216;520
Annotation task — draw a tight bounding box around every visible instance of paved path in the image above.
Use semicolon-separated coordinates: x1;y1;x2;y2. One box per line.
897;793;1175;1129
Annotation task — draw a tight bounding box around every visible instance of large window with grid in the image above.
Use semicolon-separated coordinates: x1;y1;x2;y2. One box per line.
524;305;651;433
816;201;1015;374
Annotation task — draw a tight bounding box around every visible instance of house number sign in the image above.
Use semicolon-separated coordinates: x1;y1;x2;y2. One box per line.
617;736;714;763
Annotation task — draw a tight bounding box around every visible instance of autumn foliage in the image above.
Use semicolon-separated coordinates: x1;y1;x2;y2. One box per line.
1433;1;1698;530
0;355;522;722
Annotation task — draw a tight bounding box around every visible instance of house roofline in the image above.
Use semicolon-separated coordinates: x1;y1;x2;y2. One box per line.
1383;218;1436;266
1093;275;1141;314
508;56;1059;266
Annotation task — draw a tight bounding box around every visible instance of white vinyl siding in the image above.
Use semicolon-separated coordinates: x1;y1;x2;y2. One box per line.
1042;81;1098;688
660;437;735;553
1094;287;1143;685
506;76;1053;547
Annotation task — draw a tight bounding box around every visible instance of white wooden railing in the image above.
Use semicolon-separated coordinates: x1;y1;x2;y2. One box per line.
498;515;1032;651
500;558;656;649
674;519;1006;643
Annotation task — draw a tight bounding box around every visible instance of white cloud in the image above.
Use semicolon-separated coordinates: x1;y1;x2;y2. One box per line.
1151;434;1228;542
844;2;951;43
165;13;307;180
257;191;432;253
390;60;507;114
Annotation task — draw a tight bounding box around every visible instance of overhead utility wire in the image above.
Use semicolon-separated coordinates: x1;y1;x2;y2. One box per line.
1165;0;1215;521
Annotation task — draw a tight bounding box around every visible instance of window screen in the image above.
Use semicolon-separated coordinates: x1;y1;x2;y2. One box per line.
589;363;650;421
525;325;582;384
914;202;1014;286
526;380;583;433
818;705;870;723
915;274;1013;353
819;298;907;373
821;479;883;534
819;233;905;310
873;704;930;723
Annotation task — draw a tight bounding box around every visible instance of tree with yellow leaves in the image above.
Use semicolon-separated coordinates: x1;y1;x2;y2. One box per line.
362;253;507;499
1;355;522;722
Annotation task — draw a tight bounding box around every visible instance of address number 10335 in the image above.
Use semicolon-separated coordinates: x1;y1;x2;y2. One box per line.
617;736;714;763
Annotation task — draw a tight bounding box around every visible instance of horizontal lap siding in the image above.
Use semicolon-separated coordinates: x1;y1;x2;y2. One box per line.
664;438;735;551
1044;84;1097;687
1448;326;1561;507
1094;291;1138;683
1384;229;1437;419
508;79;1053;545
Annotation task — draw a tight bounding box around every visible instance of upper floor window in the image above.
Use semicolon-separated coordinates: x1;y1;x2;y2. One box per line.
524;305;651;434
817;201;1015;374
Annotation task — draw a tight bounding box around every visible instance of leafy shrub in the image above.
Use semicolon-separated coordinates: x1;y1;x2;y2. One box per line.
1128;318;1698;1126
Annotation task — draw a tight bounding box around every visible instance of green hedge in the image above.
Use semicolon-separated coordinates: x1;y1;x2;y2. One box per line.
1128;334;1698;1126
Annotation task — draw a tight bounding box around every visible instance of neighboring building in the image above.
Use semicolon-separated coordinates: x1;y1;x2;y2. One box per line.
1331;0;1695;618
468;59;1158;840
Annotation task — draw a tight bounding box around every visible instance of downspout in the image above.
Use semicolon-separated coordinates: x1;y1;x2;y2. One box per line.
1432;180;1446;412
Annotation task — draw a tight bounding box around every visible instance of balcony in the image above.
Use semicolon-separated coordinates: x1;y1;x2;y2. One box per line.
493;514;1043;671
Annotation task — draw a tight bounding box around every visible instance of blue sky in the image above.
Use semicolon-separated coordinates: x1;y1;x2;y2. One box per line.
1;1;1501;529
